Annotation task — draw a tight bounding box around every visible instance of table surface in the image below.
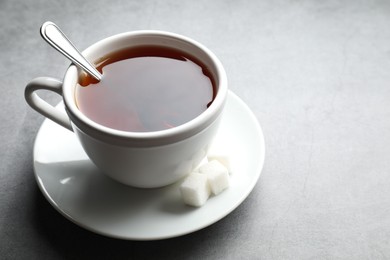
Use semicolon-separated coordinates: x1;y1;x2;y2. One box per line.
1;0;390;259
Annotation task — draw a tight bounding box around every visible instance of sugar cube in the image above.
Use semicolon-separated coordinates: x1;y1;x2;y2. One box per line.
199;160;230;195
180;172;210;207
207;154;231;173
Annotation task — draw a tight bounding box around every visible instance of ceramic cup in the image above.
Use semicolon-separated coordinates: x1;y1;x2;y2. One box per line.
25;30;228;188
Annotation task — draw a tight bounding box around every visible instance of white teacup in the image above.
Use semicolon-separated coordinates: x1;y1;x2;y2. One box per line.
25;31;228;188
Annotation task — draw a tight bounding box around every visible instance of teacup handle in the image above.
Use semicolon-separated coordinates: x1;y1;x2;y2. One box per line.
25;77;73;131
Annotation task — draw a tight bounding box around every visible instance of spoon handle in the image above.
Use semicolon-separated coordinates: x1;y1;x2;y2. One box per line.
40;21;102;81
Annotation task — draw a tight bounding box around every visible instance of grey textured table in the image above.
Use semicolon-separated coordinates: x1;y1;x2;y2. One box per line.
1;0;390;259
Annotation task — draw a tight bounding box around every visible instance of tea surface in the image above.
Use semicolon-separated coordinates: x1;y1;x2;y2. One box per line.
76;46;215;132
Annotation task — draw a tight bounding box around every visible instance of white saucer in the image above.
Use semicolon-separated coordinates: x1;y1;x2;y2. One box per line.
33;91;265;240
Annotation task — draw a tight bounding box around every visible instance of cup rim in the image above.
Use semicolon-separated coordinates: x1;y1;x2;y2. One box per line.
62;30;228;146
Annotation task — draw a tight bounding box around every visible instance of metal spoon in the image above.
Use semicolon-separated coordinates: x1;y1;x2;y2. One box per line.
40;21;102;81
